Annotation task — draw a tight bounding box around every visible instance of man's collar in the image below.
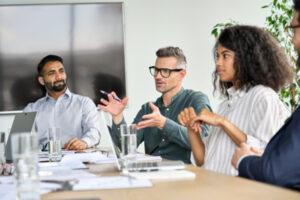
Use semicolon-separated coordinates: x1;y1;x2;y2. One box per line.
171;87;184;102
157;87;184;107
45;88;71;100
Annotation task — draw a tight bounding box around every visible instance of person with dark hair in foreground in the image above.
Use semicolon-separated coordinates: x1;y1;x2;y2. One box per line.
24;55;101;150
178;25;294;175
99;46;212;163
231;0;300;190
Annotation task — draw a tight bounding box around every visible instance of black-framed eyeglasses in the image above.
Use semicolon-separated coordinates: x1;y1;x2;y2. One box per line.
285;24;300;37
149;66;183;78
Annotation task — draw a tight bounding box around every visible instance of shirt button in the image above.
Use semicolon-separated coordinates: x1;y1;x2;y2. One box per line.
166;108;169;111
162;139;165;142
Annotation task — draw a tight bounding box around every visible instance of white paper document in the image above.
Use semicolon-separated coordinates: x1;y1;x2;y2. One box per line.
60;152;107;164
39;168;101;194
39;159;87;170
0;176;57;199
73;176;152;190
39;168;99;182
93;154;163;164
128;170;196;180
0;179;14;200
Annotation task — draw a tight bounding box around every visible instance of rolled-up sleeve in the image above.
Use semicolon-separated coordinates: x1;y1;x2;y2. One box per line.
246;95;289;151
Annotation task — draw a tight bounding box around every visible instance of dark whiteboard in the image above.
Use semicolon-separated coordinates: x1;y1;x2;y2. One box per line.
0;2;126;111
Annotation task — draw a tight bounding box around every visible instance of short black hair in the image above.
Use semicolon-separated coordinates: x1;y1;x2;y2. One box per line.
37;55;63;76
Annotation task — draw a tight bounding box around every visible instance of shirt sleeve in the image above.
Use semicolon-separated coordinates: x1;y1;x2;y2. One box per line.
236;155;250;169
80;98;101;148
246;94;288;152
23;103;33;112
162;92;212;150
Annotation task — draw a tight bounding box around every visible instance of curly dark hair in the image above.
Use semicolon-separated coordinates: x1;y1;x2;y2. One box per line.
213;25;294;98
294;0;300;17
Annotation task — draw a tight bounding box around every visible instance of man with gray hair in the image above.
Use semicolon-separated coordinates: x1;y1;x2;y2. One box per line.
99;46;211;163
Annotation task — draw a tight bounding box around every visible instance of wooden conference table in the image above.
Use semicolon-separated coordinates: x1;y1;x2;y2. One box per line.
41;161;300;200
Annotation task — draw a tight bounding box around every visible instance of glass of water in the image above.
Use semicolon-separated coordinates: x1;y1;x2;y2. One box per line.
11;133;40;200
120;124;137;173
0;132;5;164
48;127;62;162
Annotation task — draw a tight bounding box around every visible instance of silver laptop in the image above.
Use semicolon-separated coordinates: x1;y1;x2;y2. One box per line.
98;110;185;172
5;112;37;163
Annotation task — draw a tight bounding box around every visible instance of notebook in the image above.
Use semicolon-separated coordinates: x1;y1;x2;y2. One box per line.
98;110;186;172
5;112;37;163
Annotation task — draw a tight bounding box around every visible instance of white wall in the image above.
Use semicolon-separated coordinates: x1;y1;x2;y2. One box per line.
123;0;270;122
0;0;270;148
0;0;270;119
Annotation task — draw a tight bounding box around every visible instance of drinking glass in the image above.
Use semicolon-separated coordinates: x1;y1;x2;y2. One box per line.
48;127;62;162
11;133;40;200
120;124;137;158
120;124;137;173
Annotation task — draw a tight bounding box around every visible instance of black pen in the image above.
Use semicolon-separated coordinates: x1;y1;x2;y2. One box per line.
100;90;121;102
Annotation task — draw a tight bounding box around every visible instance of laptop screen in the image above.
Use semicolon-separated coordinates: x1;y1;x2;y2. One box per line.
5;112;36;163
98;110;122;171
0;112;18;144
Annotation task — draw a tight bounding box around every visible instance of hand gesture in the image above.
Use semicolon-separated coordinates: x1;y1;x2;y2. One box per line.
136;102;166;130
231;143;262;169
249;146;263;156
98;91;128;117
191;108;223;127
178;107;202;133
64;138;87;150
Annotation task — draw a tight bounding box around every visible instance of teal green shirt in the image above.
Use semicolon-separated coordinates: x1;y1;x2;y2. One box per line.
110;88;212;163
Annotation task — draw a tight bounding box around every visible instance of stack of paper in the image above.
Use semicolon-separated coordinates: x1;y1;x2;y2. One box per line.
128;170;196;180
73;176;152;190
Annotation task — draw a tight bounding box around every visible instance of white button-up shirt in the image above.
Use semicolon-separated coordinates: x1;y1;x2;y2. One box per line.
24;88;101;148
193;85;289;176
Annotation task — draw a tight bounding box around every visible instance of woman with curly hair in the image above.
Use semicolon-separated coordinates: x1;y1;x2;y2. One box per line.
178;25;294;176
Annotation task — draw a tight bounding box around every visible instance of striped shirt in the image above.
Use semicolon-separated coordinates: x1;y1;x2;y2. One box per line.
194;85;289;176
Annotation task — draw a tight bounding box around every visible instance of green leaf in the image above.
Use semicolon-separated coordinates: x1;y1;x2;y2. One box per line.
290;99;295;106
288;10;294;17
211;29;219;37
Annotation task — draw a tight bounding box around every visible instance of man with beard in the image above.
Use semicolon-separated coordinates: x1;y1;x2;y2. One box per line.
98;47;212;163
231;0;300;189
24;55;101;150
